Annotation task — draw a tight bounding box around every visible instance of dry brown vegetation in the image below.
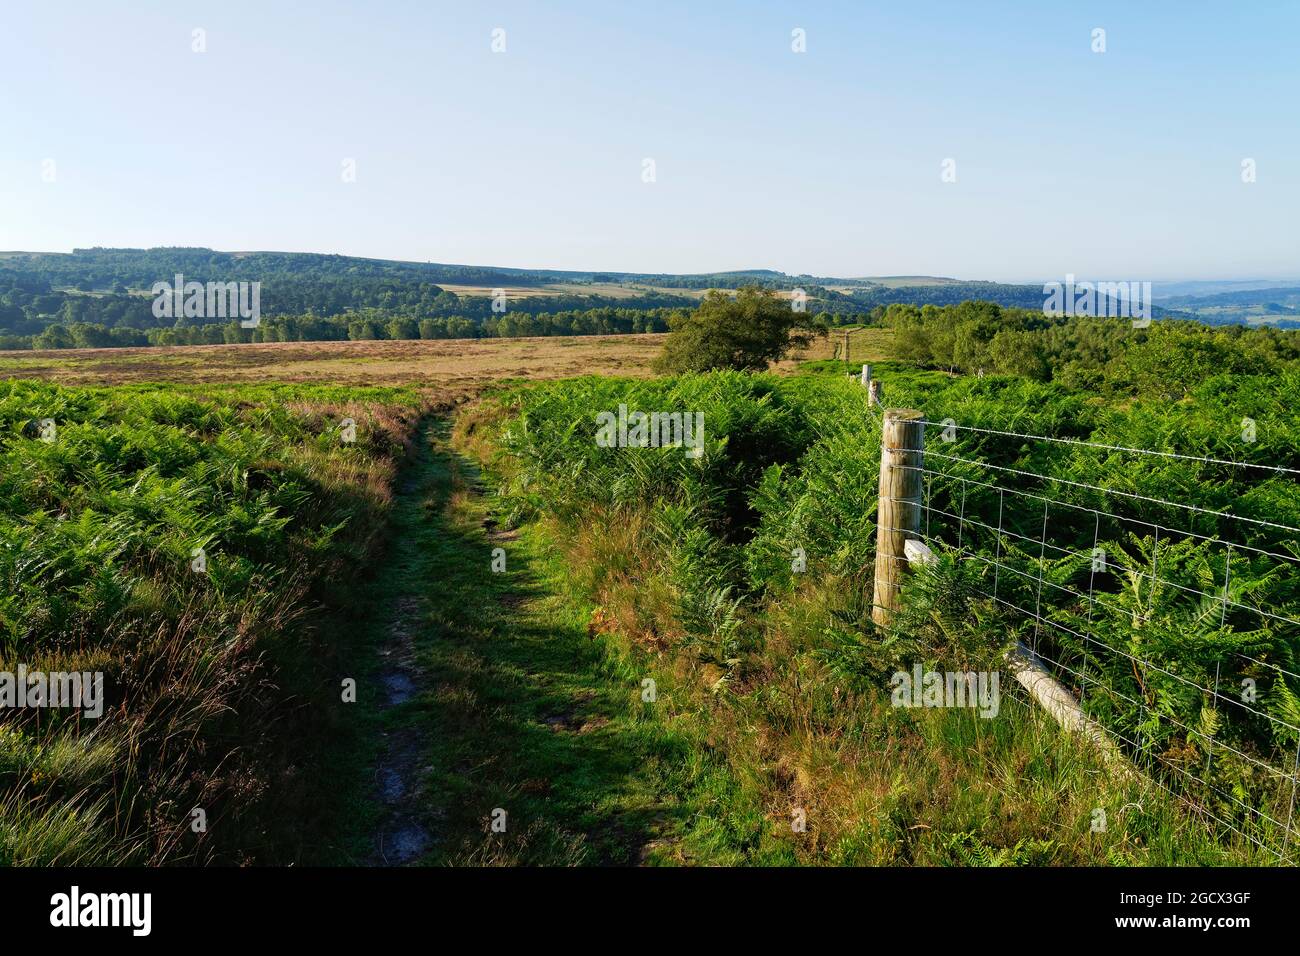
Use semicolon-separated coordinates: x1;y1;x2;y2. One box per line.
0;334;665;391
0;331;845;393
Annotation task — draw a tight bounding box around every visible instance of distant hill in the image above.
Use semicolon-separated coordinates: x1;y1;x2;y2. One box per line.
1151;279;1300;300
1158;285;1300;328
2;248;1292;351
0;248;1042;327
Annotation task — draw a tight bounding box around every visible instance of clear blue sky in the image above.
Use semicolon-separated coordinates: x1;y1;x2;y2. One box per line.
2;1;1297;281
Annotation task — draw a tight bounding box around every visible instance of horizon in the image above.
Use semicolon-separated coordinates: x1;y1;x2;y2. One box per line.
6;246;1300;289
3;1;1298;282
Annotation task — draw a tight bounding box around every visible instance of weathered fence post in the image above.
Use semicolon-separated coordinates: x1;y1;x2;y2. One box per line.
872;408;925;627
860;363;871;387
867;379;883;408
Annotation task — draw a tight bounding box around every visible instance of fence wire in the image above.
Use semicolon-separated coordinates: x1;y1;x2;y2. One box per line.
876;418;1300;863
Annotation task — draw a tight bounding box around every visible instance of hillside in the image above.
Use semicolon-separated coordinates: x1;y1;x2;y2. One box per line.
0;247;1231;353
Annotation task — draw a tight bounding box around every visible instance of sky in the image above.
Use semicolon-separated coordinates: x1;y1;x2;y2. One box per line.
2;0;1297;282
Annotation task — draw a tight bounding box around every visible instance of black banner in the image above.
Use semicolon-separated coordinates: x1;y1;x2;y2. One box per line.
0;866;1280;941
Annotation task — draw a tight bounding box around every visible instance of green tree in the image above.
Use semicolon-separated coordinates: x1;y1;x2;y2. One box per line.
386;317;419;340
986;329;1048;379
654;286;819;373
33;323;74;349
348;319;382;341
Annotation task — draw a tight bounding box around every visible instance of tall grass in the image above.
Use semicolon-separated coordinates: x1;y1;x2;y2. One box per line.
0;380;422;864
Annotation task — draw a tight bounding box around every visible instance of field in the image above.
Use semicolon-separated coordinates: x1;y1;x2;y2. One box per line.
0;331;845;390
2;316;1295;867
0;329;842;865
843;276;969;288
432;282;817;302
0;334;668;392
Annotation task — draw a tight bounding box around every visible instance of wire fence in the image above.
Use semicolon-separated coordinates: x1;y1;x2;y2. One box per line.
880;417;1300;864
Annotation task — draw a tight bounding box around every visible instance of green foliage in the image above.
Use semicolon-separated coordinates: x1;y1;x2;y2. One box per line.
0;379;419;864
654;286;821;373
489;315;1300;859
496;371;809;537
940;831;1058;866
883;300;1299;393
0;248;882;349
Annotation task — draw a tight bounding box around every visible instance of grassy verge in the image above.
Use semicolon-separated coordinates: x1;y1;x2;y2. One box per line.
480;503;1247;864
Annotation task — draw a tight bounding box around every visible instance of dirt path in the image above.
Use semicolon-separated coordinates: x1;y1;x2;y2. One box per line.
366;453;439;864
369;593;432;864
360;418;701;865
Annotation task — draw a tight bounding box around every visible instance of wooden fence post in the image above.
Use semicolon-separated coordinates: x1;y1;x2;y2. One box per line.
867;379;883;407
872;408;925;627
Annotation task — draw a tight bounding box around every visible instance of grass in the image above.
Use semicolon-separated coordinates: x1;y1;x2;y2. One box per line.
0;378;425;865
0;336;871;867
475;499;1249;865
824;326;897;365
351;417;768;865
430;281;768;300
0;326;852;391
9;329;1273;867
449;361;1289;865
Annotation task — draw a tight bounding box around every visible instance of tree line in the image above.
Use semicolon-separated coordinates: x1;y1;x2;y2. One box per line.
884;300;1300;398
